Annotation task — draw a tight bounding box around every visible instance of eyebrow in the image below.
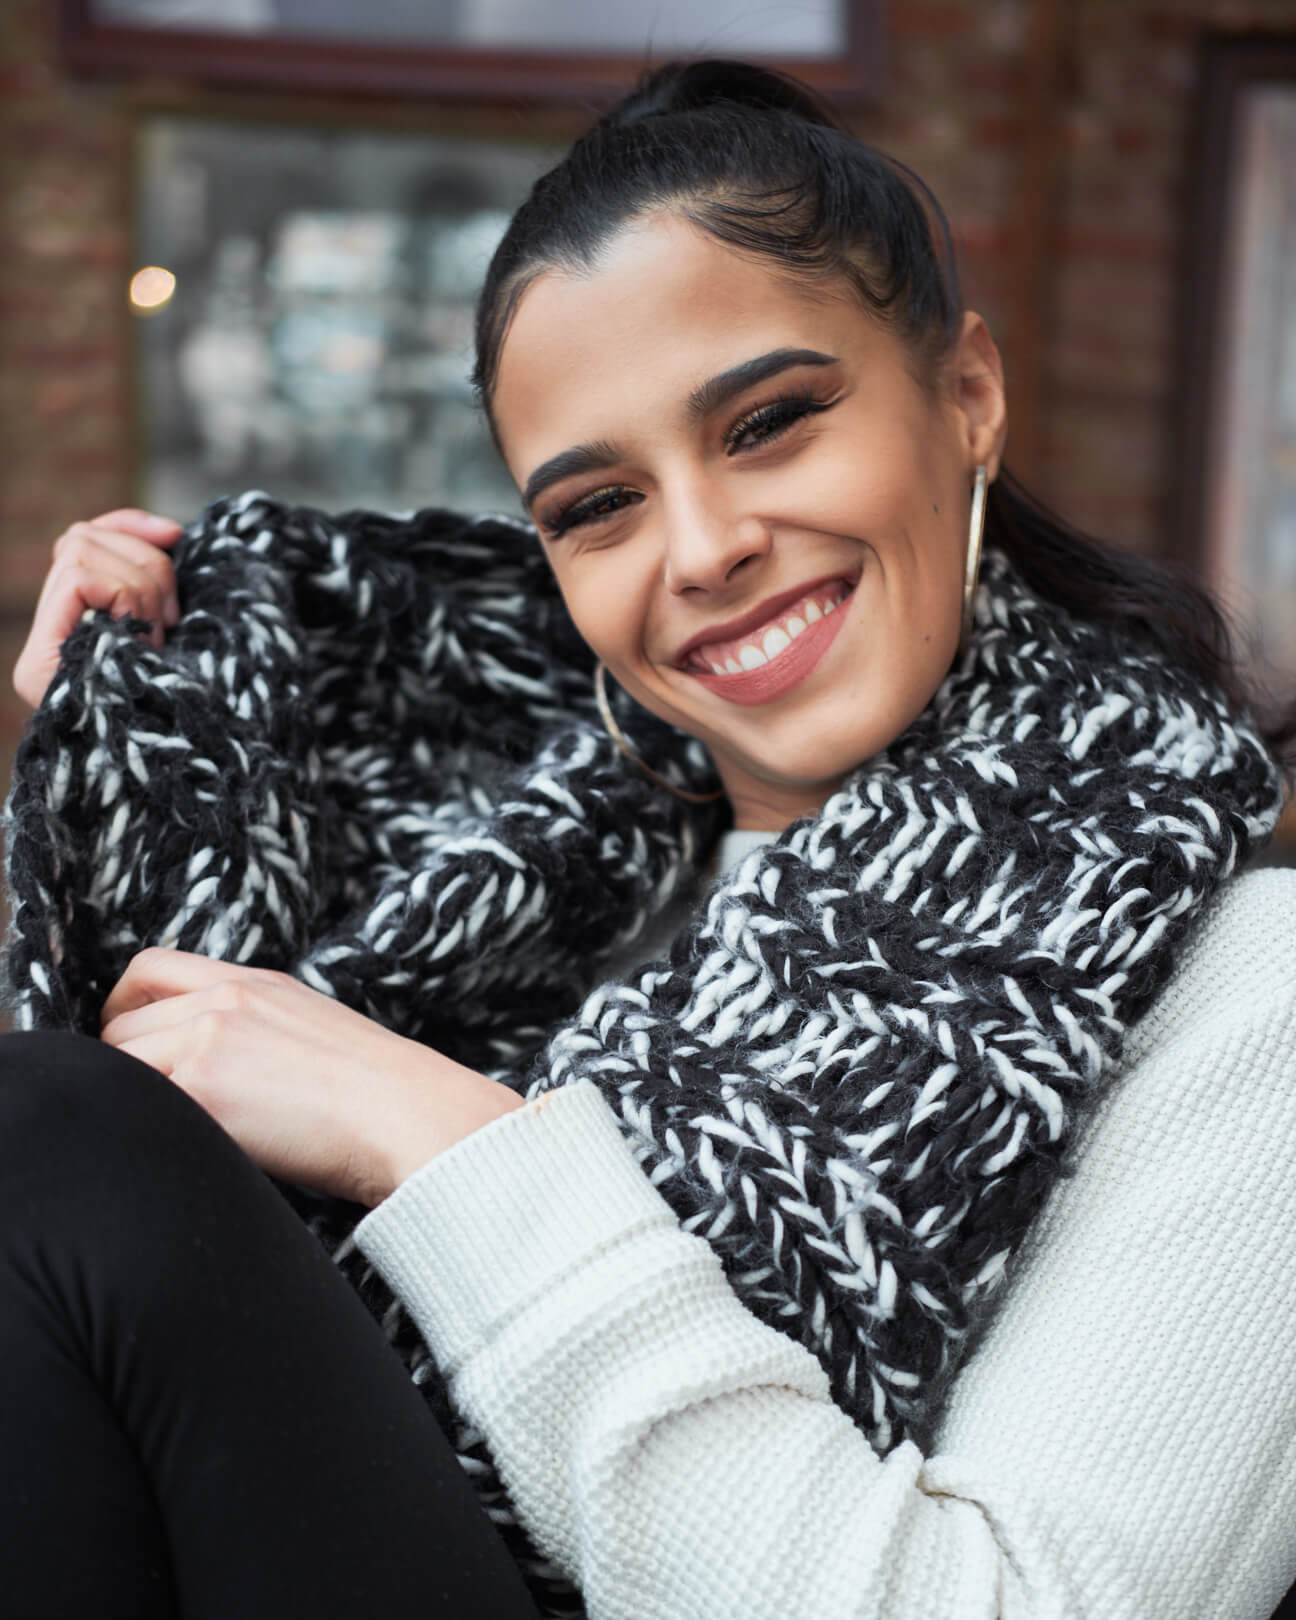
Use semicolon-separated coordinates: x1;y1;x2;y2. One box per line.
686;347;839;420
522;441;621;512
520;348;839;513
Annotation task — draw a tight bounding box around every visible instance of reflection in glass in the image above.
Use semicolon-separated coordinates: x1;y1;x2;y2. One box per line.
1210;87;1296;681
95;0;845;57
134;118;561;520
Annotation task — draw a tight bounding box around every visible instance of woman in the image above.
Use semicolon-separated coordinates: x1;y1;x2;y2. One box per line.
5;60;1296;1620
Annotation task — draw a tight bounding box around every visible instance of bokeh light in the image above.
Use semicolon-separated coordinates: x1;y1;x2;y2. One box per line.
130;266;177;312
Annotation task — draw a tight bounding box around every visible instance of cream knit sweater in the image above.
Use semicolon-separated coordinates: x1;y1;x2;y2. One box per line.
357;865;1296;1620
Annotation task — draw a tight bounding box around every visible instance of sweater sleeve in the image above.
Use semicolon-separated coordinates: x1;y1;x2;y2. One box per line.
354;870;1296;1620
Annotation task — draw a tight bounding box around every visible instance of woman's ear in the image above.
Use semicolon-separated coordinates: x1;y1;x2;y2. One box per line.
949;311;1008;480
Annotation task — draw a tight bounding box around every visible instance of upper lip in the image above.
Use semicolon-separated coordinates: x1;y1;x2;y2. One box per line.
672;573;855;668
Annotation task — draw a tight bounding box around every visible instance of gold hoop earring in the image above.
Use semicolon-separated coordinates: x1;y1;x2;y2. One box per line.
959;464;989;658
593;662;725;804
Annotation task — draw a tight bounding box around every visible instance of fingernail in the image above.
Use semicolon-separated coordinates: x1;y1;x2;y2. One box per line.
146;513;182;532
164;594;181;626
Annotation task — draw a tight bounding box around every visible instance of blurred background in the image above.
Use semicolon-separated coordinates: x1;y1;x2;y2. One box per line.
2;0;1296;935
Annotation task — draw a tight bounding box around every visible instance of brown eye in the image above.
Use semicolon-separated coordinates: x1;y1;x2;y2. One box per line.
544;485;643;539
725;390;835;456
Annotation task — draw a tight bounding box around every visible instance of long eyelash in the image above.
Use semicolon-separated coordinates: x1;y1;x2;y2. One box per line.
539;387;834;536
725;387;834;455
539;485;638;539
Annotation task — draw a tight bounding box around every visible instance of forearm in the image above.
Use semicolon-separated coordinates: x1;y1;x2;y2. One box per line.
357;895;1296;1620
356;1084;1060;1620
364;1044;526;1202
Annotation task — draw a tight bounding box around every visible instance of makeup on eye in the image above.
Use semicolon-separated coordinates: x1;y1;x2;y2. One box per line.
539;484;643;538
724;385;838;455
521;348;843;517
536;385;841;538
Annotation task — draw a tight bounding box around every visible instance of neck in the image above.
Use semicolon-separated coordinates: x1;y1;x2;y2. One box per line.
722;776;841;833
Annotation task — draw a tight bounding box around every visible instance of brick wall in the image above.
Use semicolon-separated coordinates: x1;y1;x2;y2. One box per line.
2;0;1294;998
1;1;132;617
855;0;1296;550
10;2;1296;603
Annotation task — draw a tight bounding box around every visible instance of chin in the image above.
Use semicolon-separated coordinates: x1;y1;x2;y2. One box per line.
719;730;887;795
678;641;950;794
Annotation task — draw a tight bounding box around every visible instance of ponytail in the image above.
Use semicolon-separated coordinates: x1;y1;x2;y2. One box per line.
473;59;1296;769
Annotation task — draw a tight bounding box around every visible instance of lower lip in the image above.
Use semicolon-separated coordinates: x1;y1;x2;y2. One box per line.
685;590;853;707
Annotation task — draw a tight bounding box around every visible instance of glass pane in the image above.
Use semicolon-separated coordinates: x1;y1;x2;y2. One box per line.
96;0;846;58
133;117;562;521
1210;86;1296;680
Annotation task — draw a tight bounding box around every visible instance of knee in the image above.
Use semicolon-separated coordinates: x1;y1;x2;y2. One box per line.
0;1029;161;1108
0;1031;194;1183
0;1031;271;1276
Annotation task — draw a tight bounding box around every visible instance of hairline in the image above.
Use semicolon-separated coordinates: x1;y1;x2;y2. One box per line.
477;198;951;432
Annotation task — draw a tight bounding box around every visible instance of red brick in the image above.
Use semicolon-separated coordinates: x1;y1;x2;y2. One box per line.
1056;227;1175;266
970;113;1022;147
889;3;982;41
2;0;1292;588
960;58;1027;95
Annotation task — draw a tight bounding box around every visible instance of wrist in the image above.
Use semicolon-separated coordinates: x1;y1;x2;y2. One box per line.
366;1041;527;1205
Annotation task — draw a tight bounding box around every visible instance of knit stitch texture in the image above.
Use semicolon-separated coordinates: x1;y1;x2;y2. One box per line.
2;490;1284;1612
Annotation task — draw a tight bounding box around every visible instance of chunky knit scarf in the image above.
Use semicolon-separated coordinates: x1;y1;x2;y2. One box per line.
3;490;1284;1611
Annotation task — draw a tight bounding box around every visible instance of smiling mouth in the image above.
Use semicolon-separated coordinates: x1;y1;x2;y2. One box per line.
684;581;854;675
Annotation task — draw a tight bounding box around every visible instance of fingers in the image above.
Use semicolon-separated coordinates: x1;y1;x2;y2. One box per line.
101;982;269;1087
84;508;185;542
100;976;239;1049
101;995;225;1081
13;511;186;710
49;520;182;627
100;947;280;1026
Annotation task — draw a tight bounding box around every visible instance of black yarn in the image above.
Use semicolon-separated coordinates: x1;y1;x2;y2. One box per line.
2;490;1283;1615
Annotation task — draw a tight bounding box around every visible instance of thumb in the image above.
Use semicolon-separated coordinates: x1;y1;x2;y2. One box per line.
91;508;186;543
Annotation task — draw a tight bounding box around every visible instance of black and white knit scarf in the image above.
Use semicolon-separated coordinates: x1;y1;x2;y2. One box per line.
3;490;1284;1611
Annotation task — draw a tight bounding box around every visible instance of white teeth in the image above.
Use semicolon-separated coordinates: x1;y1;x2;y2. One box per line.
695;584;851;677
761;626;791;659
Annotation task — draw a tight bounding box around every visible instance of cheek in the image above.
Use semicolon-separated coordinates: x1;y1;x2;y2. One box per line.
548;551;648;676
863;436;970;606
791;418;957;551
560;555;709;738
879;514;966;696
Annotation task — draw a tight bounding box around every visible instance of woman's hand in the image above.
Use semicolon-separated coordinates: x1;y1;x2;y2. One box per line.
13;508;185;710
100;948;526;1205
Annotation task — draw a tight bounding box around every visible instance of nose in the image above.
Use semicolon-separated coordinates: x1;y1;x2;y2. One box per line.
660;480;771;596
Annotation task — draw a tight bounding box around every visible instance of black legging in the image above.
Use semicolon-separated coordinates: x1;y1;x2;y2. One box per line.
0;1030;542;1619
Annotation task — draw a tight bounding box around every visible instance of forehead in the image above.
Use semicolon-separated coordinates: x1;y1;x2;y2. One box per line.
491;213;870;472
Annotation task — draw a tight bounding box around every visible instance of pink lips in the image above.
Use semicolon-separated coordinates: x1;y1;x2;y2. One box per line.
686;586;853;707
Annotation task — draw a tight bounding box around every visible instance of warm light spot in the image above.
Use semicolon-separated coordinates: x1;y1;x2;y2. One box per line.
130;266;176;311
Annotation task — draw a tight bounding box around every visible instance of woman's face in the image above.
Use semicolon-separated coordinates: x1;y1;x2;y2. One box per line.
491;212;1007;830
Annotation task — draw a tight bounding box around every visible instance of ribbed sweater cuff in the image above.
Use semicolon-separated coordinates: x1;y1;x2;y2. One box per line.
354;1081;674;1376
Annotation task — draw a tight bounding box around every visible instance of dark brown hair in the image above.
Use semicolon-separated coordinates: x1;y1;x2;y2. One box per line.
474;58;1296;766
